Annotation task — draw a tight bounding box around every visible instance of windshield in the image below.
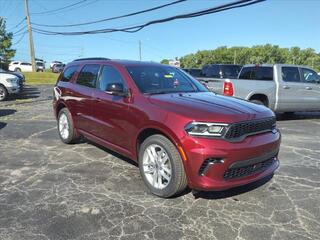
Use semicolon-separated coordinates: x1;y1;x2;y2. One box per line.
36;62;44;66
126;65;208;94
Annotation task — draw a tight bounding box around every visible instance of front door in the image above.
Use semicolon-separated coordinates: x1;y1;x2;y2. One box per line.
91;65;131;150
299;67;320;111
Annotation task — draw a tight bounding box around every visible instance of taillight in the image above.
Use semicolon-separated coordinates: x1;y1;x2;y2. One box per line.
223;81;234;96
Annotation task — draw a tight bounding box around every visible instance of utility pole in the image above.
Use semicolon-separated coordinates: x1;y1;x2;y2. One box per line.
24;0;36;72
139;40;142;61
233;50;237;64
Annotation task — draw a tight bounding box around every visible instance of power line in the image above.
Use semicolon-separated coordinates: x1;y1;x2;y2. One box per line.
31;0;187;28
7;17;26;31
32;0;265;36
30;0;88;15
12;24;27;35
12;31;28;46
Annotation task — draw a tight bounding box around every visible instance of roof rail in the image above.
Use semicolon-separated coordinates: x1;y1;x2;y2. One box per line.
73;57;110;62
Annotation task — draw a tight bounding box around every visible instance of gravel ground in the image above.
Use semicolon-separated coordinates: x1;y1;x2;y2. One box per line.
0;85;319;240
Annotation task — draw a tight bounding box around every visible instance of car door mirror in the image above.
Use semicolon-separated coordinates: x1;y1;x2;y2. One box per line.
106;83;128;97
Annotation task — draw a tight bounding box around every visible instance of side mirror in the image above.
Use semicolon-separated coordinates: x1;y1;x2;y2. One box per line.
106;83;128;97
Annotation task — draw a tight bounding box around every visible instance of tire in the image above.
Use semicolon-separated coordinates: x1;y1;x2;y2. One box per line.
0;85;8;101
57;108;79;144
138;134;188;198
250;99;265;106
15;68;21;72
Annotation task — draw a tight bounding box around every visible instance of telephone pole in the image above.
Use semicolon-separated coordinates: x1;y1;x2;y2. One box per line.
139;40;142;61
24;0;36;71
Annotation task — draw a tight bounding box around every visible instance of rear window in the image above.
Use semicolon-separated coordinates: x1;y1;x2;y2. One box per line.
76;64;100;87
60;66;78;82
220;65;242;78
281;67;300;82
239;66;273;81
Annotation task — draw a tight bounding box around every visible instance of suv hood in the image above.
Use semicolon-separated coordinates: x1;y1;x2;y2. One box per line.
148;92;274;123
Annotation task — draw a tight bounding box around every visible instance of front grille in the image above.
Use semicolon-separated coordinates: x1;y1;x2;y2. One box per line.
224;157;275;180
224;117;276;140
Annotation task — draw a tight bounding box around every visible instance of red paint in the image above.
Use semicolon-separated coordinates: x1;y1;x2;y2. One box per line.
53;59;280;191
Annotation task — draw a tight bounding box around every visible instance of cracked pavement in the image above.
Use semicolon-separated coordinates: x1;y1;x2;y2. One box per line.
0;85;319;240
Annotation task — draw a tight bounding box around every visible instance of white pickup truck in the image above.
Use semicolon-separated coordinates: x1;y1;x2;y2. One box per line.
197;64;320;113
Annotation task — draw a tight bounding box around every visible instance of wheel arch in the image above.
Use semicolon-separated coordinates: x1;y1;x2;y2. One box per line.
248;93;269;107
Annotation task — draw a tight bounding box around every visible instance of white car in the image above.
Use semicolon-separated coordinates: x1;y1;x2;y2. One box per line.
50;61;63;69
0;70;23;101
9;61;33;72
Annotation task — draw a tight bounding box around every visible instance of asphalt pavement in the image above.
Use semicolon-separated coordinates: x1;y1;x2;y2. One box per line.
0;85;319;240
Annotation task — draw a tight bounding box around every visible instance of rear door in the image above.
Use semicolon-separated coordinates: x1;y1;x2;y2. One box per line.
299;67;320;110
72;64;101;132
91;65;131;150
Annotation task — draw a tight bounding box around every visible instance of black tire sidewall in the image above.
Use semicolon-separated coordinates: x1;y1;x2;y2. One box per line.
0;85;8;101
138;135;182;198
250;99;265;106
57;108;75;144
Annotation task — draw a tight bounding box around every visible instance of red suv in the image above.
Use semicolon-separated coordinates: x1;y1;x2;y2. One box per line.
53;58;281;198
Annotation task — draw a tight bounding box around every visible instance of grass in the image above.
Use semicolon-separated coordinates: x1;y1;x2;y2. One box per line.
23;71;59;85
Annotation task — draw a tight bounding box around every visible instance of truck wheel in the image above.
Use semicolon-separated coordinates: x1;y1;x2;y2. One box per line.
250;99;265;106
57;108;79;144
139;134;188;198
0;85;8;101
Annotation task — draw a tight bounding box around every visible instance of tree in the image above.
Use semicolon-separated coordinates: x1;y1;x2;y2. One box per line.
160;59;169;65
0;17;16;64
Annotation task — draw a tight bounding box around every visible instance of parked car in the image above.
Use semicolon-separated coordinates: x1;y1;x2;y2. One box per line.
0;68;25;84
0;70;23;101
200;64;320;113
8;61;33;72
52;63;65;73
50;61;63;70
53;58;280;198
36;61;45;72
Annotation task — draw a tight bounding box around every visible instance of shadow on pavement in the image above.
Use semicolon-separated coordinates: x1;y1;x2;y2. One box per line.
192;174;274;200
0;122;7;130
0;109;16;117
14;86;41;100
277;112;320;121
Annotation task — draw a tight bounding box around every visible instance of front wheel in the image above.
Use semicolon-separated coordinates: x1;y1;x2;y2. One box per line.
57;108;79;144
0;85;8;101
139;134;188;198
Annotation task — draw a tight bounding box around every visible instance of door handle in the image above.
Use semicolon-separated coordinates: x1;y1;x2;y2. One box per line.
283;85;290;89
305;86;312;90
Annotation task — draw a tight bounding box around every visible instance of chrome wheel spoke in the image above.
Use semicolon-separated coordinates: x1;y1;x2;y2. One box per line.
142;144;172;190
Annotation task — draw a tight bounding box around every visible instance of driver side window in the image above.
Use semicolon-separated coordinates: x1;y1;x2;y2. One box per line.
301;68;319;83
97;65;126;91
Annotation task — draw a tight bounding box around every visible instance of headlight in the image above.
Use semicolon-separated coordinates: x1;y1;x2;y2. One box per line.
6;77;18;84
185;122;229;137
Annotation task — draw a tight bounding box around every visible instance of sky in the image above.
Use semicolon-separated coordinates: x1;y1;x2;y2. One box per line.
1;0;319;65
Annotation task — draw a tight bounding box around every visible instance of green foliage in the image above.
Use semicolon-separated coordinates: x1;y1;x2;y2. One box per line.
177;44;320;72
0;17;16;63
160;59;169;65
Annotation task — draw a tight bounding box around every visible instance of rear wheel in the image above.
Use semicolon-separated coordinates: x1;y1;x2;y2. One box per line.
57;108;79;144
0;85;8;101
14;68;21;72
139;134;188;198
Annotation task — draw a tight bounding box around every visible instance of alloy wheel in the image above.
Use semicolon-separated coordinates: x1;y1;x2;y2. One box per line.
59;113;69;140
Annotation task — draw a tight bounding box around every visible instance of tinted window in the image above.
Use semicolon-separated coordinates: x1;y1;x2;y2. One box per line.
126;65;208;94
97;65;125;91
282;67;300;82
220;65;242;78
61;66;78;82
301;68;319;83
76;64;100;88
239;66;273;81
188;69;203;78
21;63;32;66
206;65;219;78
239;67;253;79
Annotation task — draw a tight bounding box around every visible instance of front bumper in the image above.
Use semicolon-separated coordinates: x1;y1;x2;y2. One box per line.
7;85;22;94
181;130;281;191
